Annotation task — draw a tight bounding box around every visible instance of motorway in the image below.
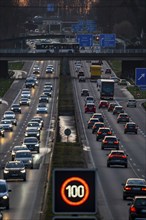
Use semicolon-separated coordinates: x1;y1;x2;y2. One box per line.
70;60;146;220
0;60;59;220
0;59;146;220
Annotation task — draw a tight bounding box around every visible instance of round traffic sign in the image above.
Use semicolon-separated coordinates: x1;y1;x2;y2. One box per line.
60;176;90;206
64;128;71;136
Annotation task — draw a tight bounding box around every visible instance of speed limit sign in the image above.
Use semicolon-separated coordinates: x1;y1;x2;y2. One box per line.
53;169;96;214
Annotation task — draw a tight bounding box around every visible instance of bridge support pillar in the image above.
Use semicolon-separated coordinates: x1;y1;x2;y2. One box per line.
122;60;146;80
0;60;9;78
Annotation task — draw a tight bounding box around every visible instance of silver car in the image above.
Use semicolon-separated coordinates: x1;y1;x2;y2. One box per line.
14;150;33;169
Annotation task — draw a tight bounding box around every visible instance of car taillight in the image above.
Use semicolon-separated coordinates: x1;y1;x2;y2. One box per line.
142;187;146;191
107;131;112;135
130;205;136;213
121;155;127;159
114;141;119;144
97;131;102;134
124;186;131;191
103;140;108;144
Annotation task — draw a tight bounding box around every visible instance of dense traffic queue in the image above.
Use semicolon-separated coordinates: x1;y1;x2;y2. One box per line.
77;60;146;220
0;63;54;212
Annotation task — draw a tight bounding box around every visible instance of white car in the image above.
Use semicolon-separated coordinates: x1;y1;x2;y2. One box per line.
127;99;137;107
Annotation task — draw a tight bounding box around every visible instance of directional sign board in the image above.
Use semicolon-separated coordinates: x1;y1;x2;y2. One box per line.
53;169;96;214
135;68;146;87
47;3;55;12
76;34;93;47
99;34;116;47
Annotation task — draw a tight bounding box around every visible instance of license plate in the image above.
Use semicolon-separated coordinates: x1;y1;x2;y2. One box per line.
133;187;141;190
108;141;113;144
141;210;146;213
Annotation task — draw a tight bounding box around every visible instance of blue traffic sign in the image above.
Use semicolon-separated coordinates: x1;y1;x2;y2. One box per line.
99;34;116;47
135;68;146;86
47;3;55;12
76;34;93;47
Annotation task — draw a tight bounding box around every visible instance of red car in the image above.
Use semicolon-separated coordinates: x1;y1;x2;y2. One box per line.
98;100;109;109
84;103;96;113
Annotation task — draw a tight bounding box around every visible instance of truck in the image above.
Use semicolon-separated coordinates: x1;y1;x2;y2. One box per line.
100;79;114;100
90;65;102;81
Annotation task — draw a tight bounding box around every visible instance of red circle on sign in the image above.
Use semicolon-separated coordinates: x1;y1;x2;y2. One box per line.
60;176;90;206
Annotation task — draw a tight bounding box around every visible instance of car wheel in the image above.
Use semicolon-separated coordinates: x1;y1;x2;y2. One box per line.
125;164;128;168
123;195;126;200
124;131;126;134
23;177;26;181
101;146;104;150
117;121;119;123
107;163;110;167
135;131;137;134
6;204;9;210
2;134;4;137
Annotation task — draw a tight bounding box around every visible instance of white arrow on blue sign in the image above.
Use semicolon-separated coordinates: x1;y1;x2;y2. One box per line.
76;34;93;47
135;68;146;86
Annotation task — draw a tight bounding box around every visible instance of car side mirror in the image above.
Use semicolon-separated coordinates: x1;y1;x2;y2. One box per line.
8;189;12;192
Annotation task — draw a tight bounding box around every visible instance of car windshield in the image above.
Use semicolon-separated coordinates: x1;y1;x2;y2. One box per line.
0;184;7;193
24;138;37;143
6;162;24;168
15;152;32;158
135;199;146;206
127;179;146;185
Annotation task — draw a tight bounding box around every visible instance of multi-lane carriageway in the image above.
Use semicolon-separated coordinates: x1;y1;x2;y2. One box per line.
0;59;146;220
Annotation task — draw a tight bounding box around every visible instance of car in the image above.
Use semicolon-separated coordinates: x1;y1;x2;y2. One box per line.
87;118;99;129
30;116;44;129
0;98;2;104
96;127;112;141
128;196;146;220
44;82;53;90
113;105;124;115
36;103;48;114
101;135;119;150
3;115;17;126
19;97;31;106
0;120;13;132
85;96;95;104
0;126;5;137
25;77;36;88
91;113;104;122
122;178;146;200
25;128;40;140
33;64;40;74
46;67;54;74
21;90;31;99
77;70;84;78
117;113;130;123
127;99;137;108
107;102;117;112
30;75;38;86
3;161;26;181
26;121;41;131
118;79;127;86
43;88;52;97
10;145;29;161
14;150;33;169
105;68;111;74
124;122;138;134
107;150;128;168
10;103;21;113
39;94;49;103
84;103;96;113
79;76;86;82
3;111;15;118
22;137;40;153
81;89;89;96
92;122;104;134
0;179;11;209
98;100;109;109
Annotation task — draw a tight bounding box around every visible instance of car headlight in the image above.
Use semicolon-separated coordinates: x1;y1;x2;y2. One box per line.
25;133;28;136
21;169;26;173
35;144;39;147
4;170;9;174
29;160;32;163
3;195;8;200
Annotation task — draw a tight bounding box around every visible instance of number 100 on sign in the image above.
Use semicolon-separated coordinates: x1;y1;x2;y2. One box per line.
53;169;96;214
